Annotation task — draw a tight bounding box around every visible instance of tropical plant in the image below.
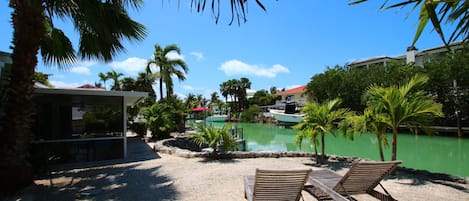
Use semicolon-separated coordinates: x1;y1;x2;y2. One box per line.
121;77;136;91
135;71;158;100
98;72;109;90
2;0;146;190
107;70;124;91
293;99;351;163
350;0;468;46
363;74;443;161
241;104;259;122
190;124;238;158
339;108;389;161
189;0;267;25
146;44;188;100
34;72;52;87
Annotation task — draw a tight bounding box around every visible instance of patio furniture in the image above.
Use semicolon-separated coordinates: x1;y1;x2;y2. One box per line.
304;160;402;201
244;168;312;201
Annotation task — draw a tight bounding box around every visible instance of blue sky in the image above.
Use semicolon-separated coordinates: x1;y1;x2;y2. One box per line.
0;1;453;99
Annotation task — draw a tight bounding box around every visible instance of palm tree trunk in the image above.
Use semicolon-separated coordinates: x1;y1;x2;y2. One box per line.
159;66;163;100
321;133;326;163
391;127;398;161
1;0;45;193
378;136;385;161
314;143;319;163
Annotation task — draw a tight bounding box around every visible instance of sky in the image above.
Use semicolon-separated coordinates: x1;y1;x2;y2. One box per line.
0;0;456;99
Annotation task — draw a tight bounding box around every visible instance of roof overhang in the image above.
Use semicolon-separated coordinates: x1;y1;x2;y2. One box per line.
34;88;148;106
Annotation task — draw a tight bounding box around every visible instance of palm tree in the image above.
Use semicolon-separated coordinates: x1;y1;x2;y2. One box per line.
107;70;124;91
185;93;197;110
220;81;230;103
98;72;109;90
190;124;238;159
339;108;389;161
363;74;443;161
2;0;146;191
293;99;351;163
350;0;468;45
146;44;188;100
135;71;158;100
238;77;251;111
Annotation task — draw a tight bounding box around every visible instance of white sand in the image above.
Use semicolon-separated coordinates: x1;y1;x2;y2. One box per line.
6;140;469;201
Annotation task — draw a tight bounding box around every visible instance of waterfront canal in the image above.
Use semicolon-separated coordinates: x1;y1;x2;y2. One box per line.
208;122;469;177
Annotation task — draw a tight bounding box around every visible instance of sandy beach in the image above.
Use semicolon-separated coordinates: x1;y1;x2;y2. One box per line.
4;138;468;201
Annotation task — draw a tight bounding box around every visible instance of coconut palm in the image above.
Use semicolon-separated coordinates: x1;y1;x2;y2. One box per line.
98;72;109;90
3;0;146;191
238;77;251;110
107;70;124;91
190;124;238;159
363;74;443;161
294;99;351;163
340;108;389;161
146;44;188;100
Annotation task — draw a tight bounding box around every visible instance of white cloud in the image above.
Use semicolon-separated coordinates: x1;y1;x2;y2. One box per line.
70;66;91;75
182;85;194;90
109;57;147;75
49;80;82;88
166;52;185;61
190;52;204;60
219;60;290;78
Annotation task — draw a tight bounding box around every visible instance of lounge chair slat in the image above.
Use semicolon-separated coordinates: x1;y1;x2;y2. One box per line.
243;168;311;201
305;160;401;201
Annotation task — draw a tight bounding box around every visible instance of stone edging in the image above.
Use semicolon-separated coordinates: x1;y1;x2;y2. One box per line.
154;138;353;160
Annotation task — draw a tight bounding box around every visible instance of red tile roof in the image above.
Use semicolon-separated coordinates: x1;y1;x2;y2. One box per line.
277;85;306;95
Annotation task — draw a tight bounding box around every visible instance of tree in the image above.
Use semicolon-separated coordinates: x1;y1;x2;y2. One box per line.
107;70;124;91
2;0;146;191
350;0;468;46
185;93;197;110
238;77;251;111
363;74;443;161
135;71;158;100
340;108;389;161
190;124;238;159
121;77;136;91
146;44;188;100
189;0;267;25
98;72;109;90
34;72;52;87
293;99;351;163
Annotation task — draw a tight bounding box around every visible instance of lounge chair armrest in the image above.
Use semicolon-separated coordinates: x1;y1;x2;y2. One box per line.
308;178;349;201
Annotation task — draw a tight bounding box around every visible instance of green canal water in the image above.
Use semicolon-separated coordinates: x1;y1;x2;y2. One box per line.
207;122;469;177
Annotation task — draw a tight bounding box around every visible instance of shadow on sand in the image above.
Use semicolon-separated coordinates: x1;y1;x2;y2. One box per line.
302;156;467;192
4;137;181;201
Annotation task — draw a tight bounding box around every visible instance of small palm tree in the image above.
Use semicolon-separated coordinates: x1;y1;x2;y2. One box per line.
293;123;320;161
364;74;443;161
294;99;351;163
340;108;389;161
190;125;238;159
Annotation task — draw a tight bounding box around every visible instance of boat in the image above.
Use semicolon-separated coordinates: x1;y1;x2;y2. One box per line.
206;114;228;122
269;102;304;124
269;109;304;124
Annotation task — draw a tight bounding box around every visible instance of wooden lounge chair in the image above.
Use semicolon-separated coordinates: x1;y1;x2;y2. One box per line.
244;168;312;201
304;160;402;201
